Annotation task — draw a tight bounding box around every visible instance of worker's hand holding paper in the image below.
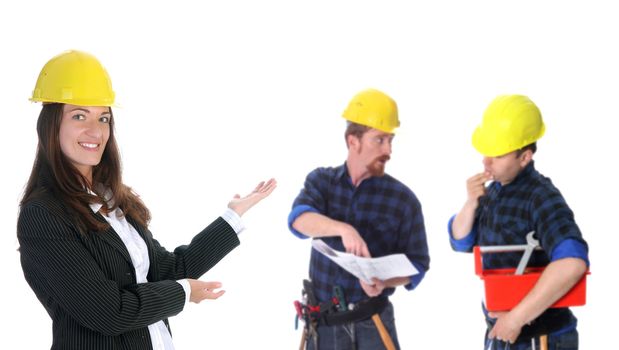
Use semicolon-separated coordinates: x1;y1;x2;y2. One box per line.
311;239;418;284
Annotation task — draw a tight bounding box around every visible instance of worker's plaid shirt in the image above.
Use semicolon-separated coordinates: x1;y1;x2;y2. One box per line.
288;163;430;304
450;161;588;270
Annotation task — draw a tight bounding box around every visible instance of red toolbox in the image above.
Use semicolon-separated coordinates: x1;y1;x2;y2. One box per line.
473;246;588;312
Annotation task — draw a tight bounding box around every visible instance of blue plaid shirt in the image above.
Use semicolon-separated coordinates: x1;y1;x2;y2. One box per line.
449;161;588;268
288;163;430;303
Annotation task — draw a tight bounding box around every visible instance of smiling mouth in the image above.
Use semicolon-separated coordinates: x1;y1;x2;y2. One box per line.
79;142;100;149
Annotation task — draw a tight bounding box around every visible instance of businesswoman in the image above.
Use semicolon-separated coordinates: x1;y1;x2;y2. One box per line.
17;50;276;350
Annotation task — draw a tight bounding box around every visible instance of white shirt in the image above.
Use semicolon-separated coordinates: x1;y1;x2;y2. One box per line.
90;197;244;350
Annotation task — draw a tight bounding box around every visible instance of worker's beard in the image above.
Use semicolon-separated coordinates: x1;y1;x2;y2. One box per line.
367;155;390;177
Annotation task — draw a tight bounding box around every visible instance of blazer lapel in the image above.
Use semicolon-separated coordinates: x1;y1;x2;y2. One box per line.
94;213;133;265
127;216;159;281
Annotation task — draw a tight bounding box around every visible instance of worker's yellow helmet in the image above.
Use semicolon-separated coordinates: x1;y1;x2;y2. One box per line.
30;50;115;106
472;95;545;157
342;88;399;133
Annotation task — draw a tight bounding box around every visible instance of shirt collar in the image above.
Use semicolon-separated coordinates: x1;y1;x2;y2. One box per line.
337;162;383;188
494;161;536;190
335;163;348;181
337;162;362;188
87;185;113;214
89;200;103;214
511;160;535;186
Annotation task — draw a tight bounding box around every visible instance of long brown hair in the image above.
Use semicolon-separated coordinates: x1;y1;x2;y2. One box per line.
20;103;151;233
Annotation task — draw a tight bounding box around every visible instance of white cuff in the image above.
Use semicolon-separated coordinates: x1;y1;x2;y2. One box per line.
222;208;245;234
177;279;191;307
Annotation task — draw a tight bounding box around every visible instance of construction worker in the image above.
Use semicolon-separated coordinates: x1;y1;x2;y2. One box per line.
288;88;430;349
17;50;276;349
449;95;589;349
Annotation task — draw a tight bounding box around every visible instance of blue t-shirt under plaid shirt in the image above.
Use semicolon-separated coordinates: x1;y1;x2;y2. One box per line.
288;163;430;304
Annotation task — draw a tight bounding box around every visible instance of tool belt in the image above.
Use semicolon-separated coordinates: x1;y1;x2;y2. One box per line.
298;279;388;327
322;296;388;326
486;307;574;343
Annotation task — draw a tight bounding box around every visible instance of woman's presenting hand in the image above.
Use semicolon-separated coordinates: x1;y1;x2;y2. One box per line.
228;178;277;216
187;280;225;303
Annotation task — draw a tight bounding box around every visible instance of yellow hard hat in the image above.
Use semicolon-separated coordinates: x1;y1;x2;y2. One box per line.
342;88;399;133
30;50;115;106
472;95;545;157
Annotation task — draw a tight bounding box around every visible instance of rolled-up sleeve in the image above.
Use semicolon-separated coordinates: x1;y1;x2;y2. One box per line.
448;214;478;252
288;168;328;239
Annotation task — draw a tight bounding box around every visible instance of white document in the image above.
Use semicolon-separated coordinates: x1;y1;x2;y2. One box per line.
311;239;419;284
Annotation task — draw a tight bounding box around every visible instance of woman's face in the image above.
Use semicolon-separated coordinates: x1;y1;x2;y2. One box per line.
59;104;111;181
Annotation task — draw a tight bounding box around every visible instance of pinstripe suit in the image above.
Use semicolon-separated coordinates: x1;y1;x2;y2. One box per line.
17;191;240;350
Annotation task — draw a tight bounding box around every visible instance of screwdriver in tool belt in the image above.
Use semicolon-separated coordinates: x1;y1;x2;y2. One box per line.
333;286;347;311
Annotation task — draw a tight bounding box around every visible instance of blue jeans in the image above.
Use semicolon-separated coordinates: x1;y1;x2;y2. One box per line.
307;302;400;350
483;329;579;350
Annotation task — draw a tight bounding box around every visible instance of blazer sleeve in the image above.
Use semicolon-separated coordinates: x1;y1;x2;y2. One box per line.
144;217;241;281
18;203;185;337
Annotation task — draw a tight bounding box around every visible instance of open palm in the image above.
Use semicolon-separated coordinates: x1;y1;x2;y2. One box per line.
227;178;277;216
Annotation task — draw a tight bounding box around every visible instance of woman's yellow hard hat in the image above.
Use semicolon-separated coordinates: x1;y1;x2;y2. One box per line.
30;50;115;106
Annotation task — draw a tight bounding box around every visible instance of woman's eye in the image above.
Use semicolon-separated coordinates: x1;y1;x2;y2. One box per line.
72;114;85;120
99;116;110;123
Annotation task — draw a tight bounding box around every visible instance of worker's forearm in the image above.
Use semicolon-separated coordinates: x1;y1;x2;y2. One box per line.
509;258;587;326
384;276;412;288
292;212;351;238
451;200;478;240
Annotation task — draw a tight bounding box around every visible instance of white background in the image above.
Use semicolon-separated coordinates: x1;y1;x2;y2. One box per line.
1;1;616;348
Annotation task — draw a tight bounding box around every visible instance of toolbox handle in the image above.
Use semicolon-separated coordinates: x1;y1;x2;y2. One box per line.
474;231;542;276
474;245;542;275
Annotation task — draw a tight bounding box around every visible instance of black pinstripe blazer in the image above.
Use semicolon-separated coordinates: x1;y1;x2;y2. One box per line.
17;190;240;350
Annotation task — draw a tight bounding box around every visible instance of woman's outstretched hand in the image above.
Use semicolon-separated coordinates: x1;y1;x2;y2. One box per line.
227;178;277;216
187;280;225;303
